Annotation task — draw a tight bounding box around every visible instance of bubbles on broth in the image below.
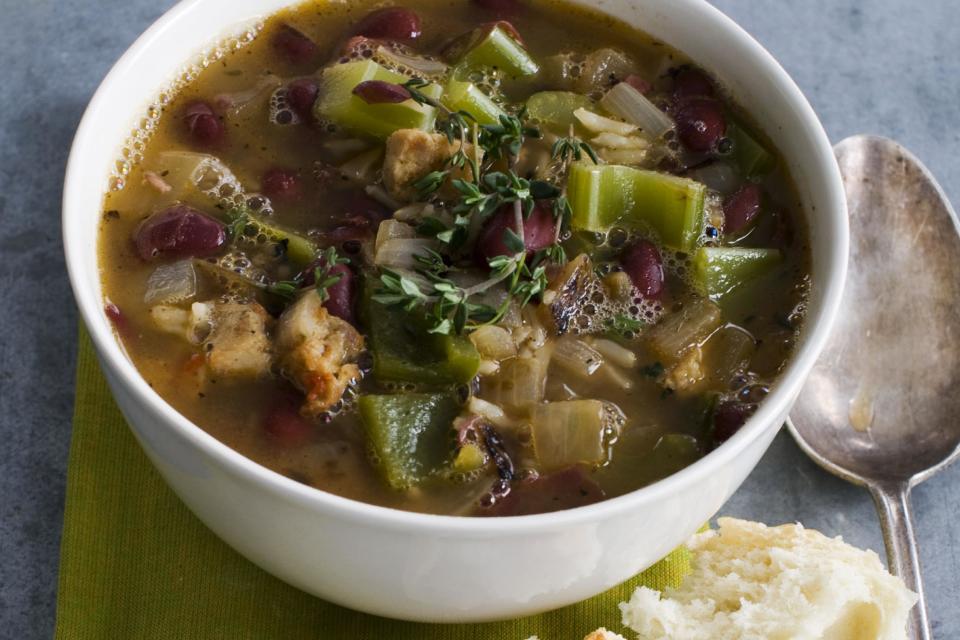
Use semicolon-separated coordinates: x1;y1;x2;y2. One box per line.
268;86;301;126
190;154;274;216
109;23;263;191
339;38;448;82
569;273;664;336
461;67;505;105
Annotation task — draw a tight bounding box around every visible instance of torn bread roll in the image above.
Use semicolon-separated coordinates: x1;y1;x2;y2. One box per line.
618;517;918;640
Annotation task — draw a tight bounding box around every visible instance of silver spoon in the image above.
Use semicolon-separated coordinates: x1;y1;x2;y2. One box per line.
789;135;960;640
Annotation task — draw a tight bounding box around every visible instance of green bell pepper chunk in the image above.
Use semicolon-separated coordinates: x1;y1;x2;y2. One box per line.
360;275;480;385
525;91;594;130
727;121;776;177
442;78;506;126
359;392;461;489
314;60;442;139
458;24;539;78
568;163;707;253
691;246;782;299
227;208;317;267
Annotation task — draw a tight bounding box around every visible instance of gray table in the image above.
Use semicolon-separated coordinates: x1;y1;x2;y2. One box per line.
1;0;958;637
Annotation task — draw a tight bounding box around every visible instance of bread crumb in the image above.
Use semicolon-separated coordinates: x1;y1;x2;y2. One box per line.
617;518;917;640
583;629;628;640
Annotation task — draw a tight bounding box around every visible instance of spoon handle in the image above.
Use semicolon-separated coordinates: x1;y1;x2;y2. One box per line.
869;483;932;640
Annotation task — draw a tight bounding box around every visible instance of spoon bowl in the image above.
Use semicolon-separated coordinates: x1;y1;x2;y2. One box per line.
790;134;960;640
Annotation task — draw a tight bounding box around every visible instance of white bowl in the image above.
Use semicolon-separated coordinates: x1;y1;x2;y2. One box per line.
63;0;847;622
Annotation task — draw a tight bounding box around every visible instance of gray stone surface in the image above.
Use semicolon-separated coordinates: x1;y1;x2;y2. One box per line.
0;0;957;637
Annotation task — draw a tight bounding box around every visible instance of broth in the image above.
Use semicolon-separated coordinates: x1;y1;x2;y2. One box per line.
98;0;809;515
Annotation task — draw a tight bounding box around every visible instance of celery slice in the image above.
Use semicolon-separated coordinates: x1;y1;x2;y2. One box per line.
568;163;707;252
315;60;442;139
691;246;782;299
459;25;539;77
359;392;461;489
525;91;594;130
442;78;506;126
227;209;317;267
727;121;776;177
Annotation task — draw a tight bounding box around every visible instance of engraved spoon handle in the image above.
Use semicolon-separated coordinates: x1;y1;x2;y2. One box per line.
869;483;932;640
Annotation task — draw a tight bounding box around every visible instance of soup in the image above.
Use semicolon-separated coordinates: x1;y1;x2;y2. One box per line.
98;0;810;516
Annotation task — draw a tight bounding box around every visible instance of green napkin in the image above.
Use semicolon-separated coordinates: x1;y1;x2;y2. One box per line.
55;326;691;639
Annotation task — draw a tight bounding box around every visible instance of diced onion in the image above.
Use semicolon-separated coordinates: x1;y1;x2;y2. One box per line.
597;148;648;165
600;81;674;139
703;325;755;385
591;132;648;149
144;260;197;305
647;298;722;364
393;202;434;224
487;350;550;415
189;302;213;343
467;397;513;428
469;325;517;361
375;46;449;79
338;147;384;184
214;74;282;116
375;219;416;253
373;238;438;270
531;400;611;470
589;338;637;369
573;107;637;136
601;363;634;390
552;336;604;378
149;305;191;337
477;360;500;377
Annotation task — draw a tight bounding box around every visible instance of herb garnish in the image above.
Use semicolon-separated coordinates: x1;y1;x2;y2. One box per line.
369;81;584;334
265;246;348;303
311;246;349;303
606;314;646;338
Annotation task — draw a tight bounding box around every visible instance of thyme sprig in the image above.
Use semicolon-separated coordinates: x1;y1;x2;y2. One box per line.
551;135;600;166
371;82;578;334
264;246;348;303
311;246;349;303
372;244;563;335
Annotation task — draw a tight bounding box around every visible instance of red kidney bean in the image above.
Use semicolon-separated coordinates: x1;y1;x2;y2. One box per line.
621;239;665;299
272;23;319;66
104;301;132;338
352;7;422;41
264;397;314;446
672;67;715;103
260;167;302;203
135;204;226;260
723;183;763;234
352;80;411;104
477;202;557;261
181;100;225;149
623;74;652;95
712;401;757;445
299;260;356;325
675;98;727;152
322;263;355;325
472;0;523;19
286;78;319;121
314;223;372;254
